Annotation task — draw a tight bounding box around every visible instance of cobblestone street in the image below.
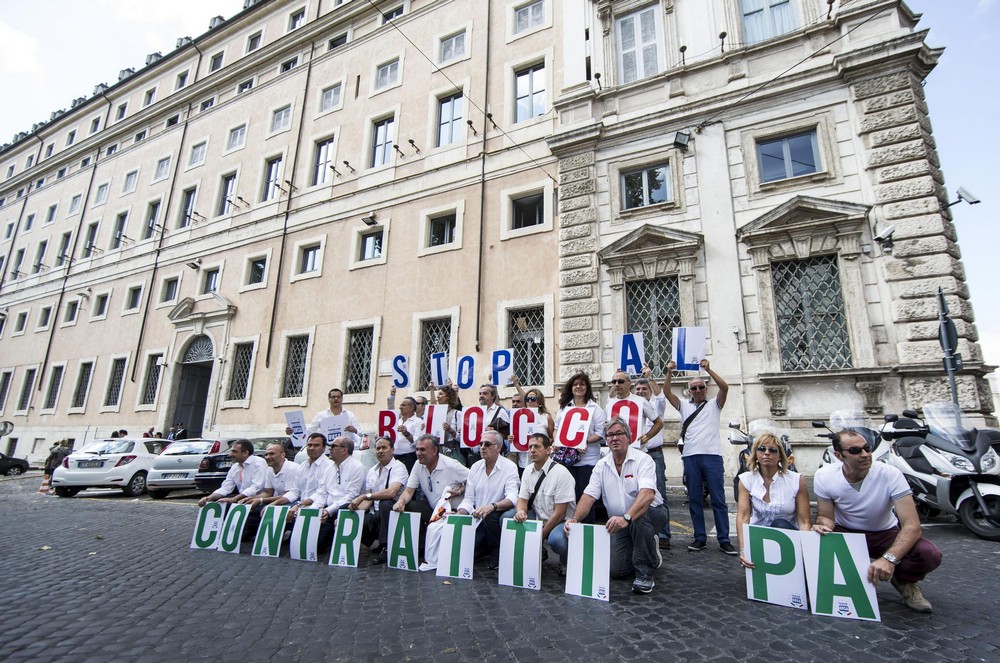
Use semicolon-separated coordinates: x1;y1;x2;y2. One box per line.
2;473;998;663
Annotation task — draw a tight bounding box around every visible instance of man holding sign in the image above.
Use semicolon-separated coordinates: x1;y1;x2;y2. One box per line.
514;433;576;573
456;430;520;569
315;436;367;554
605;370;664;449
565;417;668;595
307;388;361;442
813;430;942;613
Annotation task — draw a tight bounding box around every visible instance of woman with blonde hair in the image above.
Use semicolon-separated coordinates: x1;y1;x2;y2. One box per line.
736;433;810;569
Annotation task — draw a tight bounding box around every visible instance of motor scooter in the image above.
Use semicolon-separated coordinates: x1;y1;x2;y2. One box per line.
880;402;1000;541
728;419;796;501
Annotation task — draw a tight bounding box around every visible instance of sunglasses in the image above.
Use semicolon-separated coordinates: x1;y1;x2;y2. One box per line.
689;385;706;391
756;446;780;455
480;442;499;448
842;444;872;455
526;396;538;402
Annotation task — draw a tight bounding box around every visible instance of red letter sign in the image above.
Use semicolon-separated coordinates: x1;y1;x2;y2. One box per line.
511;408;535;452
378;410;398;443
557;407;591;448
462;406;485;449
609;399;641;444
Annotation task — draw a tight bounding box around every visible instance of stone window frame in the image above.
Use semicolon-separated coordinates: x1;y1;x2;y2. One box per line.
496;294;555;397
134;348;167;412
157;270;184;309
291;235;326;282
739;110;840;199
220;334;260;409
417;201;465;258
339;317;382;405
39;361;67;415
409;306;460;396
608;147;686;225
239;248;272;293
273;326;316;408
500;179;554;241
736;196;875;374
99;353;130;414
349;219;390;271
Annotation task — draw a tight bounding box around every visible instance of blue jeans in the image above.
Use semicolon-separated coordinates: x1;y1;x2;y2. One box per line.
521;509;569;565
647;448;671;540
683;454;729;544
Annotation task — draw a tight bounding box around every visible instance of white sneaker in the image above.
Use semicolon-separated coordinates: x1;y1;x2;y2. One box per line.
418;562;437;573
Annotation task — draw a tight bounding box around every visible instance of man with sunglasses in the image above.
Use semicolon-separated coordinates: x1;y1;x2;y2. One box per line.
813;430;942;612
457;430;521;568
664;358;736;555
315;436;367;554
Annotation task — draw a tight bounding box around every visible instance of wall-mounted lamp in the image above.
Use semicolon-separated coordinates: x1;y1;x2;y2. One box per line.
679;45;687;66
329;165;342;177
186;258;202;270
361;211;378;227
486;113;499;131
393;144;406;157
593;72;602;91
283;179;298;192
719;31;728;53
343;161;356;174
408;139;421;154
673;131;691;152
466;119;478;136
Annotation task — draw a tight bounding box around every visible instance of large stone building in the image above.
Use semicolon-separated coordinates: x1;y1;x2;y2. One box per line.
0;0;993;472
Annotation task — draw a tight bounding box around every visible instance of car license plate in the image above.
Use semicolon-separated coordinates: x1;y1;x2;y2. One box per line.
78;460;103;469
162;472;188;479
216;461;232;469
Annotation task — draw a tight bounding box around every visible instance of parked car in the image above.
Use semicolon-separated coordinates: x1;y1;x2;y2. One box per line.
146;438;231;499
0;451;30;476
51;438;165;497
194;437;286;494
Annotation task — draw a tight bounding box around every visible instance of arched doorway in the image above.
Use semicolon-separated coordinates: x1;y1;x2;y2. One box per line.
173;335;214;438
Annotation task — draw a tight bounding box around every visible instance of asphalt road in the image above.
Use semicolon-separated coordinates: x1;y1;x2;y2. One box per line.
2;472;998;663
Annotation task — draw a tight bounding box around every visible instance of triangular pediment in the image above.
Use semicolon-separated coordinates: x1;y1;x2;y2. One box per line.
598;224;702;263
167;294;237;324
738;195;870;240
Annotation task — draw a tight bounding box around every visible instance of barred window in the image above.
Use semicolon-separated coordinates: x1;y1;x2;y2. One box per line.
419;318;451;391
140;354;163;405
509;307;545;386
71;362;93;409
44;366;64;409
344;327;374;394
625;276;681;376
228;342;255;401
104;358;127;407
0;372;12;410
771;255;852;371
17;368;37;411
281;335;310;398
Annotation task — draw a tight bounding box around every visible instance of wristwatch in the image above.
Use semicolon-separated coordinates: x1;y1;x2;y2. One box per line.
366;492;373;501
882;552;899;565
623;513;632;525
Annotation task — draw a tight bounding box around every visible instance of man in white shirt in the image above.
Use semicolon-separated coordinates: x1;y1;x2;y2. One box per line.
457;430;520;568
307;388;361;442
478;384;511;461
239;443;303;539
350;436;409;564
636;372;671;548
605;370;663;448
198;439;267;507
272;433;333;524
664;358;735;555
392;434;469;556
565;417;668;595
514;433;576;572
315;436;367;553
813;430;942;612
394;397;424;471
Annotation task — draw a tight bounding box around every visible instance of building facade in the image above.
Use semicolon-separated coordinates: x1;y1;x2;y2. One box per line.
0;0;993;472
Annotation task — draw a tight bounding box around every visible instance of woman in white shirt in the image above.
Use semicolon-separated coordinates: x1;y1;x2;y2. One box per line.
553;372;606;523
736;433;811;569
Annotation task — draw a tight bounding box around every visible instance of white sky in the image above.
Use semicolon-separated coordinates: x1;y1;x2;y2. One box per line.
0;0;997;371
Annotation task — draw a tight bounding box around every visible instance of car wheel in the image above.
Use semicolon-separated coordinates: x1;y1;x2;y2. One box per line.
148;489;169;500
122;472;148;497
5;466;24;476
55;487;81;498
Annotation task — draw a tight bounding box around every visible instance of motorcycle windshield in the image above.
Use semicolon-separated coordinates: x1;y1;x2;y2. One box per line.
747;419;781;438
829;409;878;446
923;402;977;451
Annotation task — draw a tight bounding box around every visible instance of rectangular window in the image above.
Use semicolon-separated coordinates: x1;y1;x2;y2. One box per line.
143;88;156;106
281;335;310;398
419;318;451;393
179;188;197;227
209;52;224;72
202;268;220;294
437;93;464;147
32;240;48;273
261;157;283;201
175;71;189;90
161;277;179;303
66;130;76;146
38;306;52;329
625;276;681;375
143;201;161;240
771;254;852;371
24;214;35;231
371;117;395;168
200;98;215;112
69;194;82;214
312;137;335;185
64;300;79;323
247;257;267;285
26;155;34;168
166;114;180;127
382;6;403;23
189;141;207;166
429;213;456;247
55;232;72;266
154;157;171;181
12;249;25;277
616;6;663;85
320;84;342;112
134;130;146;143
93;293;109;317
81;157;91;168
440;31;466;62
328;33;348;50
742;0;796;44
122;170;138;194
139;354;163;405
359;230;383;261
57;168;66;179
227;125;247;151
508;307;545;385
621;163;670;209
757;130;819;183
375;59;400;90
218;173;237;215
344;326;374;394
13;311;27;332
511;192;544;229
280;57;299;73
299;244;321;274
71;361;94;409
5;165;13;179
237;78;254;94
95;183;109;205
90;117;101;134
44;366;64;410
227;342;255;401
289;9;306;31
17;369;37;411
81;224;98;258
514;0;544;33
0;372;11;411
110;212;128;249
103;358;127;407
45;204;58;224
106;144;118;156
125;286;142;310
247;31;262;52
36;177;46;188
514;63;545;123
271;105;292;132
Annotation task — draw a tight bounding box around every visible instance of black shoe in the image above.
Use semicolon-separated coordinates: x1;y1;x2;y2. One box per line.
720;542;739;556
687;539;707;552
487;558;500;570
542;547;549;562
658;537;671;550
371;549;387;565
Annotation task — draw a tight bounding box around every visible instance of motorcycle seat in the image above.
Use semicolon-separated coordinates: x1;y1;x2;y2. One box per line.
895;437;924;460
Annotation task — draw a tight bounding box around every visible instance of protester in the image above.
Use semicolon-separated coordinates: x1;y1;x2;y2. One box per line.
509;374;555;474
435;384;466;465
307;388;361;443
271;433;333;523
553;372;606;523
635;368;671;547
198;440;266;506
514;433;575;574
456;430;520;569
350;436;408;564
394;397;423;471
316;436;366;554
240;443;302;539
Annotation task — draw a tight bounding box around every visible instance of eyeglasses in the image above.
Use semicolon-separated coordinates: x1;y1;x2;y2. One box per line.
607;431;628;439
611;379;627;384
842;444;872;455
689;385;706;391
480;442;498;448
526;396;538;402
757;446;780;455
416;400;428;406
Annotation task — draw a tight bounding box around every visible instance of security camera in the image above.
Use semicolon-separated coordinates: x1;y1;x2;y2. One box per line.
874;225;896;243
957;187;981;205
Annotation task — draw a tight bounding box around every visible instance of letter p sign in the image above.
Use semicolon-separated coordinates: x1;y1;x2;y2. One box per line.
491;349;513;386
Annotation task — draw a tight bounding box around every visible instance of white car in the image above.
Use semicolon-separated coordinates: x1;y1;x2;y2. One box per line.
51;438;165;497
147;438;230;499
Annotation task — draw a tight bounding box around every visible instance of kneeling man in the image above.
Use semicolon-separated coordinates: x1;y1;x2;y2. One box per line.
456;430;520;568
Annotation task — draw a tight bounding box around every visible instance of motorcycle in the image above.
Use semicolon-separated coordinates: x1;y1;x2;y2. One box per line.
880;402;1000;541
812;410;887;470
728;419;796;501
